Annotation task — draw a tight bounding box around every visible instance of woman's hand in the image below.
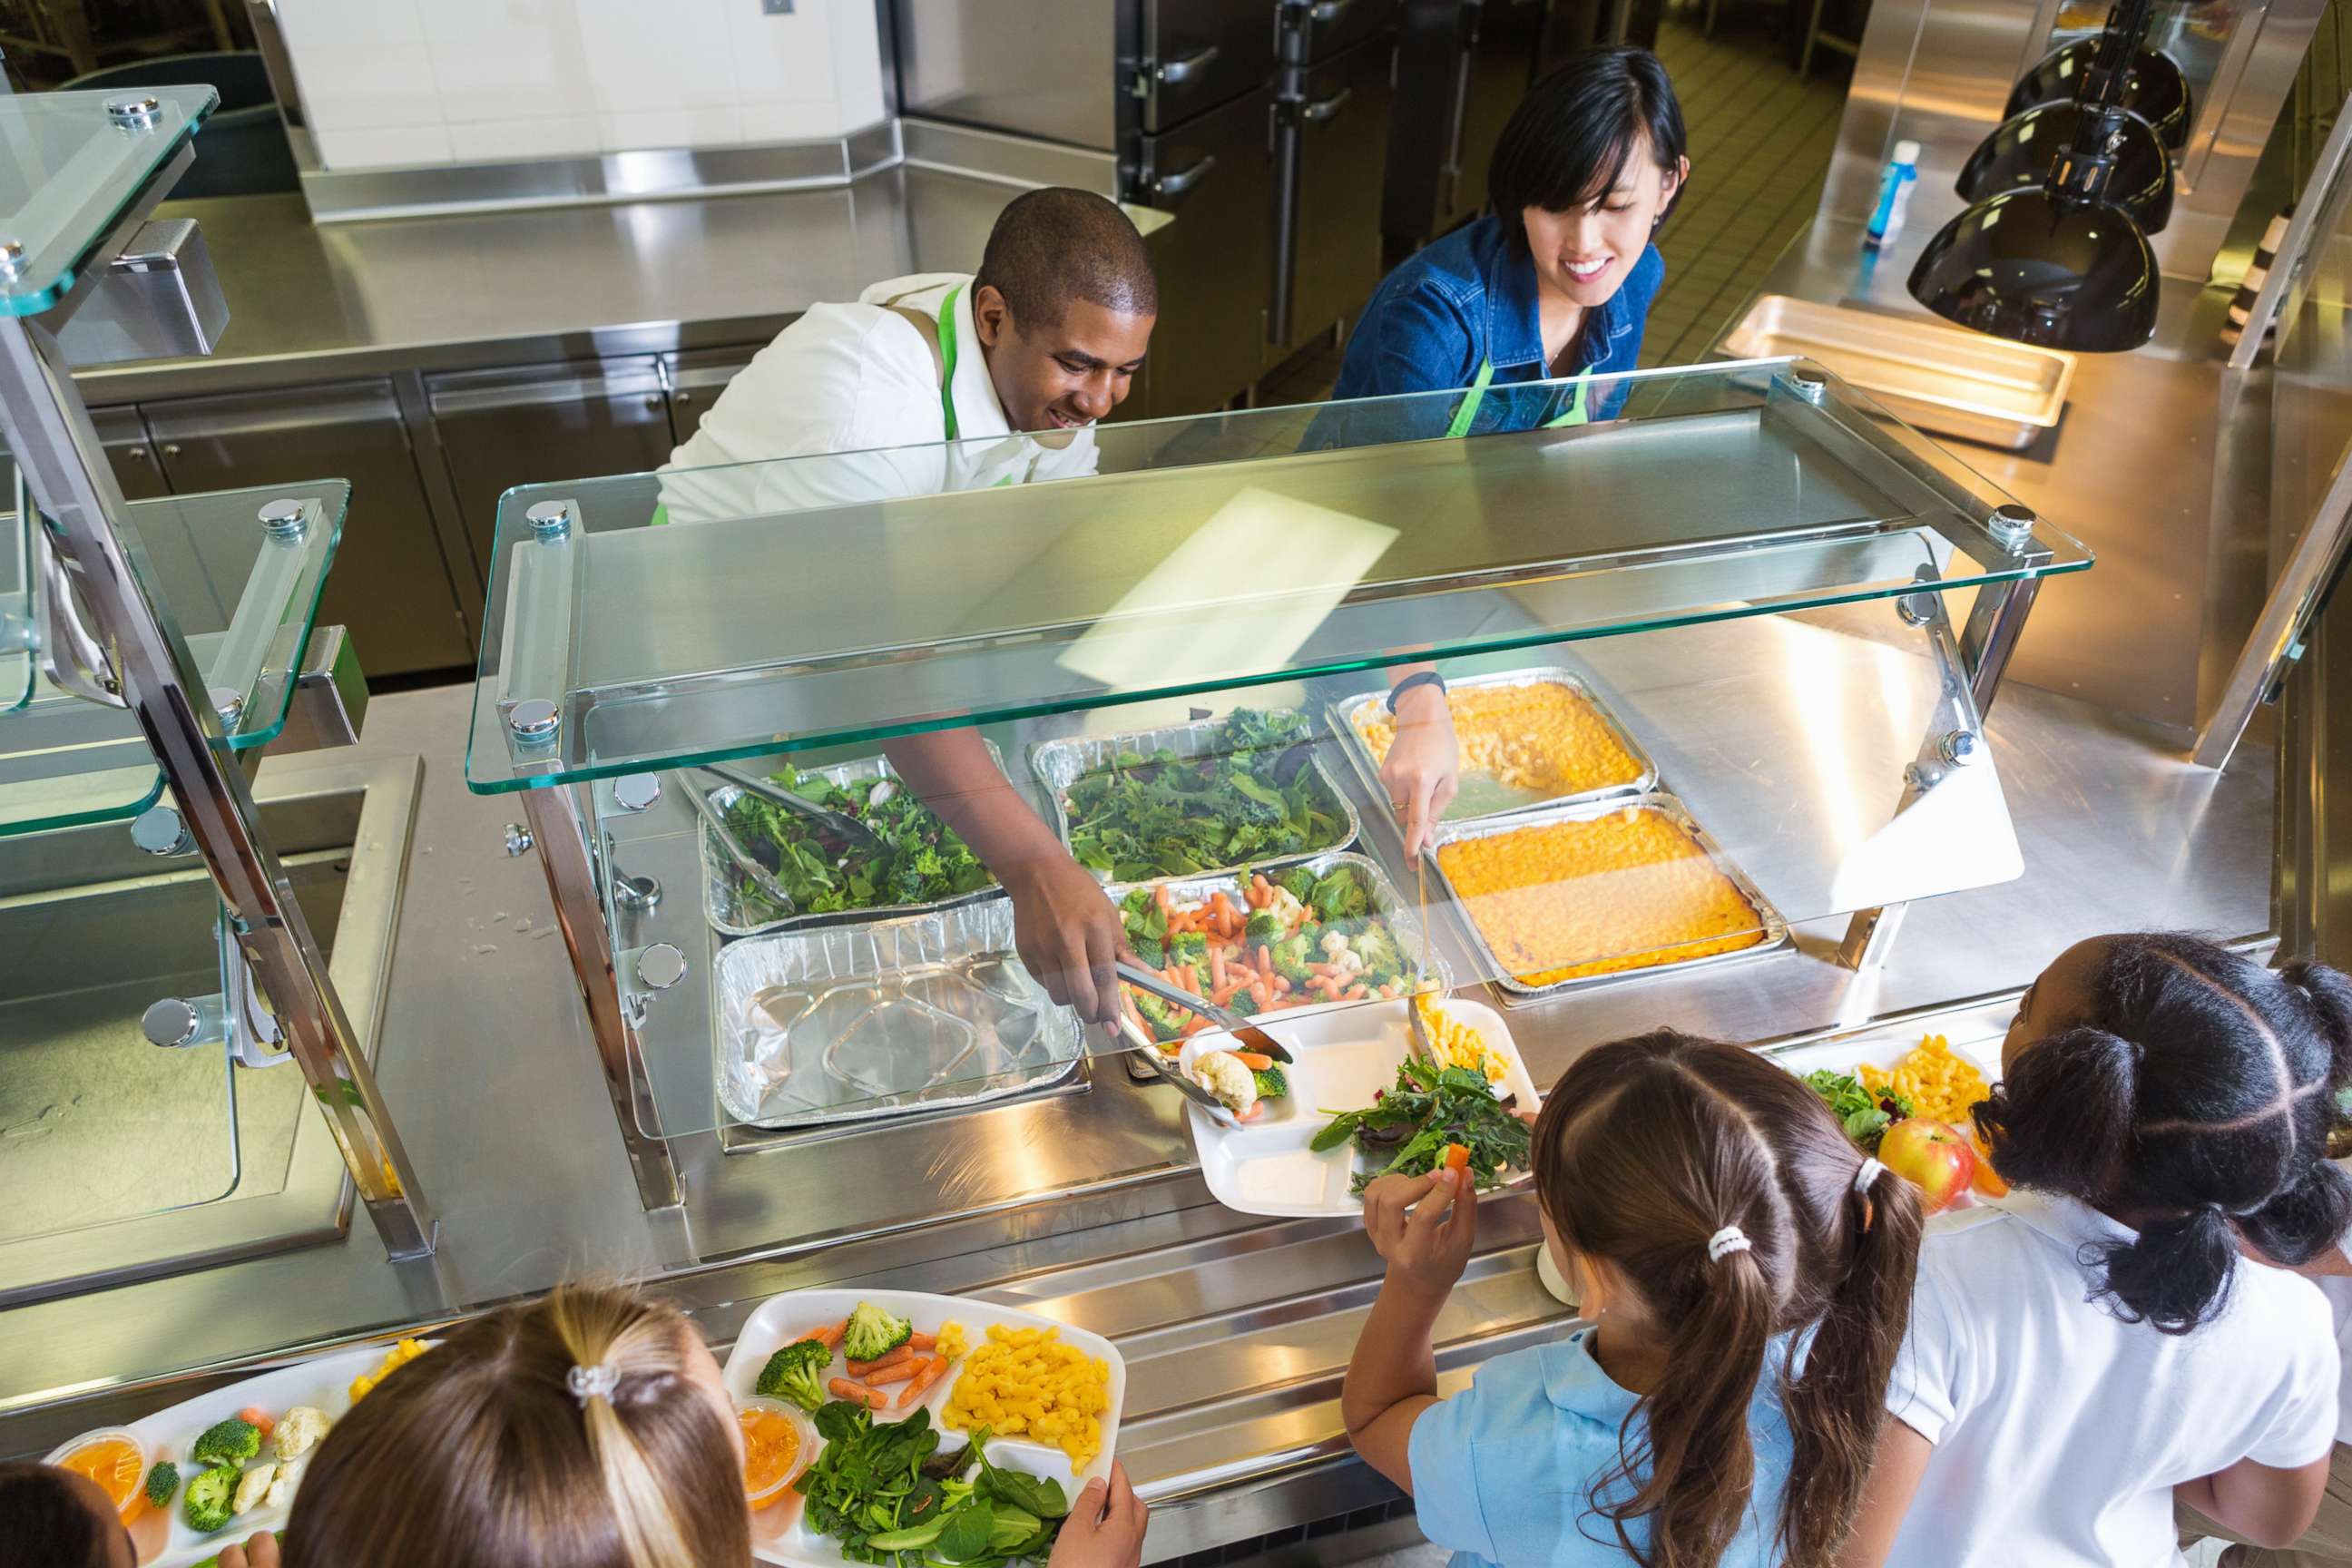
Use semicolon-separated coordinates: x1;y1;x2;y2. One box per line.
1380;682;1459;858
1049;1464;1148;1568
1363;1167;1477;1296
216;1533;281;1568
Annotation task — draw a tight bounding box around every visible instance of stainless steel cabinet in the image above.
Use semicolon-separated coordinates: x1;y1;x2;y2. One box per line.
93;407;172;502
1272;35;1396;356
1136;0;1282;132
1137;83;1277;416
144;382;473;677
425;357;674;583
1283;0;1399;61
660;348;760;446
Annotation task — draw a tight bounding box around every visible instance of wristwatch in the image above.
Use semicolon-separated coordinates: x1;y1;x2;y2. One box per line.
1386;671;1448;715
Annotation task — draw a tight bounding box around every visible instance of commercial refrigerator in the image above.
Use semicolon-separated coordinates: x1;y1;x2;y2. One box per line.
1269;3;1401;360
1383;0;1548;250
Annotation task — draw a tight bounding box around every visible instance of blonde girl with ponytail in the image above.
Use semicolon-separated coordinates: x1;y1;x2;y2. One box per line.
203;1282;1148;1568
1343;1030;1922;1568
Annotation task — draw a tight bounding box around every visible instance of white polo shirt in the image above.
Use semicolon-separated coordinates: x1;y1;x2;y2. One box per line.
655;271;1099;524
1883;1191;2337;1568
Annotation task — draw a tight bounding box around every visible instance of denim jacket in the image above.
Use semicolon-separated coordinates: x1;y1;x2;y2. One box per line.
1329;212;1663;433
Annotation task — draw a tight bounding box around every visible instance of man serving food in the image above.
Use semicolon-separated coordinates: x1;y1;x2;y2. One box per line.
657;188;1157;1024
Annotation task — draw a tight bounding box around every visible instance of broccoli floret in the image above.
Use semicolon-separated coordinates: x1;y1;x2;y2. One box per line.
191;1416;260;1468
1167;930;1209;964
1244;908;1286;943
1279;867;1320;903
1253;1065;1289;1100
1309;869;1369;922
755;1338;833;1411
1271;934;1318;985
1133;993;1187;1043
1130;933;1167;970
144;1461;180;1508
1351;926;1406;984
182;1464;240;1534
841;1300;914;1362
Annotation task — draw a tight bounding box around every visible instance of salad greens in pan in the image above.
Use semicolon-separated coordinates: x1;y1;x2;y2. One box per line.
723;764;995;921
1063;710;1348;881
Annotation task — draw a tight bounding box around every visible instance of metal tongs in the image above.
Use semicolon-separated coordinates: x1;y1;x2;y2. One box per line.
1113;960;1292;1062
701;761;886;852
675;770;801;915
1110;1012;1243;1127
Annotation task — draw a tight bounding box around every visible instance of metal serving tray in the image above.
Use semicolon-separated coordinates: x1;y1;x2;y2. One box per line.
1328;667;1657;828
1104;850;1453;998
1033;713;1360;886
1427;793;1791;1000
699;740;1009;940
1720;297;2074;451
712;894;1083;1130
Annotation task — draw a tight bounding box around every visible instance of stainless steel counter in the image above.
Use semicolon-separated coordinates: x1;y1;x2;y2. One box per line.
0;659;2269;1551
74;163;1014;403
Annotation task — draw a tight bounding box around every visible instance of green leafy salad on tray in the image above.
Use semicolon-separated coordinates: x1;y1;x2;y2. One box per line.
1314;1058;1534;1194
1804;1069;1916;1152
722;764;995;922
797;1401;1071;1568
1063;709;1349;881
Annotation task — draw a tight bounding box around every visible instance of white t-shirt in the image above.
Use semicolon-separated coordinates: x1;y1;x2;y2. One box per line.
2318;1235;2352;1444
1885;1191;2338;1568
655;271;1099;523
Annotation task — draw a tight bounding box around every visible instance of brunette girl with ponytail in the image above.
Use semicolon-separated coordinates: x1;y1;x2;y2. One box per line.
1841;935;2352;1568
1343;1029;1920;1568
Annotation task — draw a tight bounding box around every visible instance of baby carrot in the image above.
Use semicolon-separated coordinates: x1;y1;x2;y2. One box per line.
830;1378;887;1410
802;1320;848;1349
897;1356;950;1408
1443;1143;1471;1175
907;1332;936;1353
848;1346;915;1377
1233;1051;1274;1070
1254;980;1274;1010
864;1360;922;1386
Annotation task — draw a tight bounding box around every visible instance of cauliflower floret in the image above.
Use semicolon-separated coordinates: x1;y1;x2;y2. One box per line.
1336;948;1367;974
232;1463;277;1516
263;1462;300;1511
1319;930;1351;957
1189;1049;1259;1115
1267;887;1307;926
273;1406;329;1464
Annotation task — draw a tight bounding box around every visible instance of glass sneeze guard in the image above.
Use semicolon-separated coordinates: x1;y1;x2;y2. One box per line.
0;482;348;837
466;360;2088;796
0;87;215;317
469;359;2092;1142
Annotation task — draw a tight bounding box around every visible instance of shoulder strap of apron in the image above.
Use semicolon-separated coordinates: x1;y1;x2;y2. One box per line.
1444;358;1496;439
877;282;964;442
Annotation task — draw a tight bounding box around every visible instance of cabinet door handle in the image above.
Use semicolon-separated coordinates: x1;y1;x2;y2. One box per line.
676;390;693;405
1309;0;1357;22
1156;44;1220;83
643;394;662;411
128;446;149;462
1303;85;1354;122
162;443;181;458
1155;153;1217;197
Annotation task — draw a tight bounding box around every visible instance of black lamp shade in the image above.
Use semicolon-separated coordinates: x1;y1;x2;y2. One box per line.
1907;186;2159;351
2007;38;2191;148
1955;101;2174;230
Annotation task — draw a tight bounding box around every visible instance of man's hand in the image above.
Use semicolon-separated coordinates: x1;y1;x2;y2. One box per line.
216;1533;282;1568
1004;848;1129;1025
1363;1167;1477;1295
1379;681;1459;859
1049;1463;1148;1568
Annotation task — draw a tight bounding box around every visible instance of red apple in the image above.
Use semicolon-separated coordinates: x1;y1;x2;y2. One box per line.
1878;1119;1977;1214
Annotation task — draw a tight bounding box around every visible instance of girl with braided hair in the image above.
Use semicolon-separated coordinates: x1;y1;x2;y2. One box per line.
1344;1030;1922;1568
1842;934;2352;1568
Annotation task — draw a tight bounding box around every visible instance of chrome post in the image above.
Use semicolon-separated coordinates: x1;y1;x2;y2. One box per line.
514;782;685;1212
0;311;437;1258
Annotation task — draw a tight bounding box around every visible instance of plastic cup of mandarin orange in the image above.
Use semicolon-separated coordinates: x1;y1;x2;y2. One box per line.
44;1427;151;1524
737;1397;813;1509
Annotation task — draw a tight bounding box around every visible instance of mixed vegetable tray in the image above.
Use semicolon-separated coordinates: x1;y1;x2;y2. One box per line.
1032;709;1358;886
721;1289;1126;1568
1175;994;1541;1218
701;746;1009;939
56;1337;427;1566
1328;668;1657;825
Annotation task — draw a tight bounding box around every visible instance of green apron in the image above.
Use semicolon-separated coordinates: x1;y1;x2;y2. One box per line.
1442;358;1590;439
651;283;985;525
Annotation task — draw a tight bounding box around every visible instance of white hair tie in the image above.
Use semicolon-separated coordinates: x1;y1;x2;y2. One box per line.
567;1362;621;1406
1853;1158;1886;1196
1707;1225;1751;1263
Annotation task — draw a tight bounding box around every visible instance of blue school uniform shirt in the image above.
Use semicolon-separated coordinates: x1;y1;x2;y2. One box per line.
1406;1328;1794;1568
1332;212;1663;430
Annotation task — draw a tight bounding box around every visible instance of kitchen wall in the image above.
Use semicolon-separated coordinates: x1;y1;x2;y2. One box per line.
278;0;887;171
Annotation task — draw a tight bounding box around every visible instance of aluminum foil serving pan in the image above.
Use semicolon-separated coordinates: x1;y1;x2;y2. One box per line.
1104;850;1453;1010
1329;667;1657;828
1427;793;1791;1000
700;740;1008;940
1032;712;1360;886
713;894;1083;1129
